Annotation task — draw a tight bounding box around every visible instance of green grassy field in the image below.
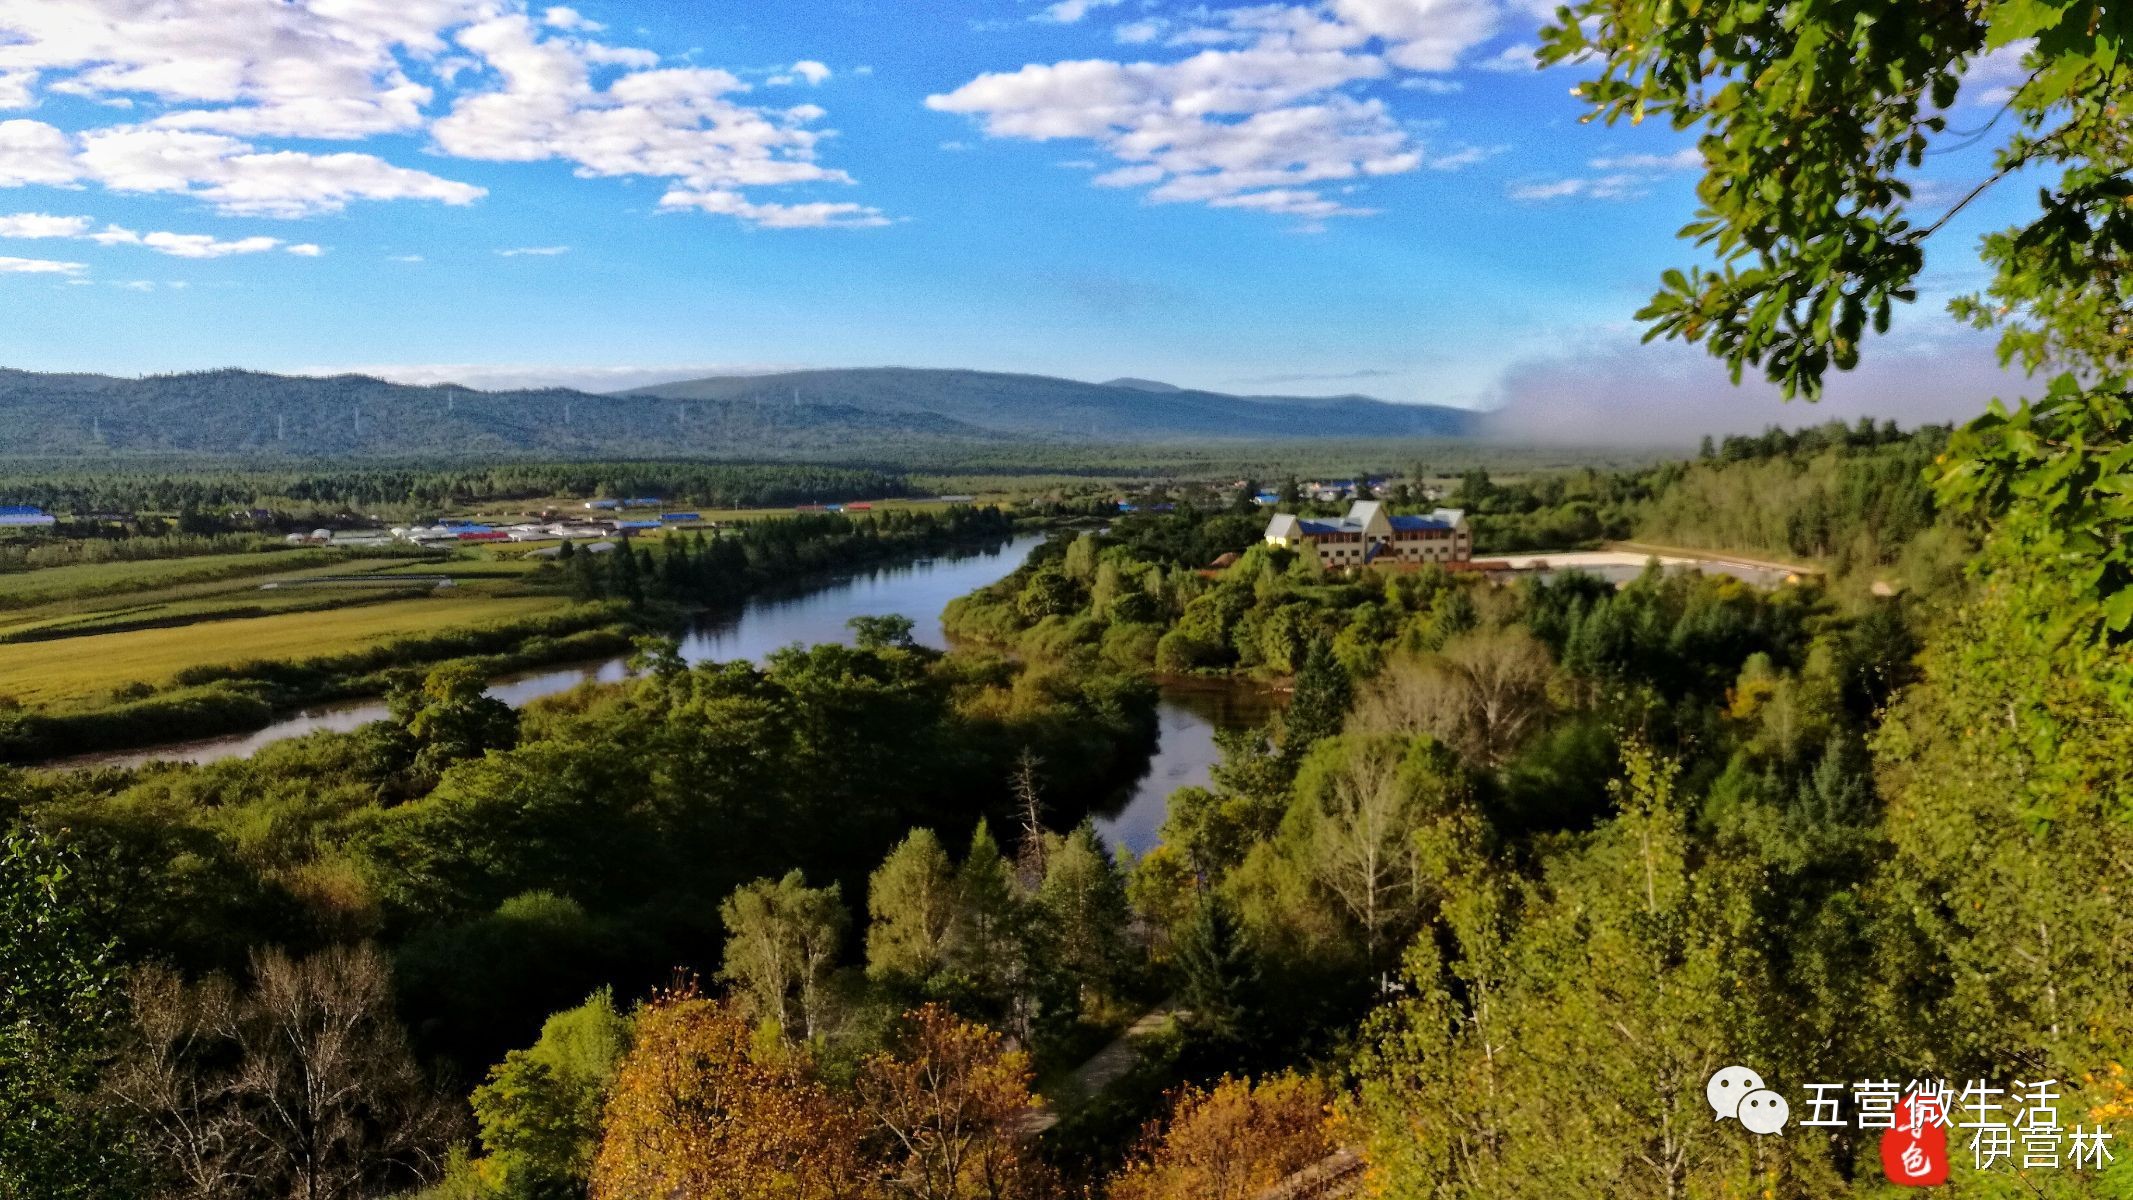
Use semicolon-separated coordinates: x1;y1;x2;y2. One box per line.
0;584;437;643
0;548;348;609
0;536;586;709
0;592;566;707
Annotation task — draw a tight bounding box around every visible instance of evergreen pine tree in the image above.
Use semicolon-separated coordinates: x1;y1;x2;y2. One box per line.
659;533;689;599
1035;825;1133;1016
612;540;644;607
570;543;604;601
1173;894;1260;1048
953;821;1023;977
1281;638;1351;760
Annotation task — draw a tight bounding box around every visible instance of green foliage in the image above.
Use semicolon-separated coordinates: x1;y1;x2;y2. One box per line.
0;828;141;1200
467;990;633;1200
1872;533;2133;1073
1278;640;1349;757
1543;0;2133;622
718;871;848;1043
1035;826;1135;1019
1171;895;1262;1051
393;662;520;782
1017;564;1085;622
17;634;1155;1075
948;820;1031;1014
1945;377;2133;630
864;829;960;987
1347;741;1840;1197
846;613;917;651
1233;734;1474;973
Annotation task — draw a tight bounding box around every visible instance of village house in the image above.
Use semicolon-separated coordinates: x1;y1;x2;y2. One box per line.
1264;500;1471;567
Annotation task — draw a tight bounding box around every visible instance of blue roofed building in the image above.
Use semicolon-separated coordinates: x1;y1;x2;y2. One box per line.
0;505;57;528
1264;500;1470;568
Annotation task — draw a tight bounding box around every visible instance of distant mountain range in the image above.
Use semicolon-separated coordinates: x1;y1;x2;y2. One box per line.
0;365;1481;458
624;367;1479;441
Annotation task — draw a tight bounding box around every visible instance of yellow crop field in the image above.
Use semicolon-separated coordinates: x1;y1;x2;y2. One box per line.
0;593;563;707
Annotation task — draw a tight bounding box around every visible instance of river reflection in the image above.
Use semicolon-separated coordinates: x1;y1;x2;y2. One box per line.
53;534;1048;771
1095;684;1284;857
51;531;1279;859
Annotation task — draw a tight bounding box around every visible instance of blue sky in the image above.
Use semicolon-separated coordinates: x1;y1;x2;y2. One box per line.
0;0;2042;439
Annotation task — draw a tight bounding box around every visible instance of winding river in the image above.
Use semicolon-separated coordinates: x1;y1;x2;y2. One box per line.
52;534;1268;854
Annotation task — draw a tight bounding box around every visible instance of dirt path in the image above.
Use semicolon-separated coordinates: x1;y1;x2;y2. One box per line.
1023;1005;1182;1134
1604;540;1824;576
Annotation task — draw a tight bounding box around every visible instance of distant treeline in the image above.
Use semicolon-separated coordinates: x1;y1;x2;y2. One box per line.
0;460;913;518
1435;419;1965;588
554;506;1018;608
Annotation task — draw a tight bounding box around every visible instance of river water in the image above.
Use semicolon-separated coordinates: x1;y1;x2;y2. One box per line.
51;533;1268;854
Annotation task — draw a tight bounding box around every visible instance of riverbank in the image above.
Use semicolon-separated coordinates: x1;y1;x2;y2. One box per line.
0;605;637;765
4;509;1023;767
27;530;1050;771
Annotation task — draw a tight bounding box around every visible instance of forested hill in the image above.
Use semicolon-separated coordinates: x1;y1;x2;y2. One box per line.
0;366;1481;458
622;366;1482;439
0;368;998;458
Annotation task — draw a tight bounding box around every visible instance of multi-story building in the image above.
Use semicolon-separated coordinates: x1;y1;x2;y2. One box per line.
1263;500;1470;568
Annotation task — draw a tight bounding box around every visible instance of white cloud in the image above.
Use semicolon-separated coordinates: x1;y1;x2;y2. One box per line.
1960;40;2033;106
929;49;1419;220
543;6;604;32
10;123;486;216
1323;0;1502;72
0;71;36;109
0;211;329;257
658;189;890;228
1509;145;1700;202
0;0;483;141
135;230;283;257
1507;173;1642;201
0;119;78;186
1475;42;1540;71
497;244;570;255
1588;148;1701;171
1114;19;1167;44
930;0;1506;222
429;15;869;225
0;2;878;229
388;253;425;262
1039;0;1125;23
1399;76;1464;93
0;254;83;273
1209;187;1377;219
0;212;92;238
1427;143;1505;171
772;60;827;86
